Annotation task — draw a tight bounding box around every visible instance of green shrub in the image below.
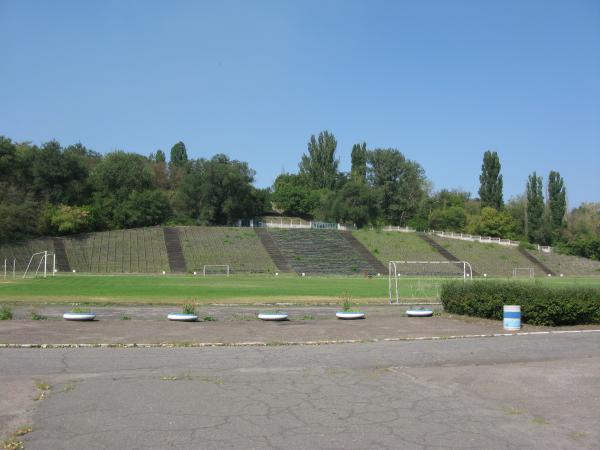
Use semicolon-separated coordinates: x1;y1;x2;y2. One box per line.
440;281;600;326
0;305;13;320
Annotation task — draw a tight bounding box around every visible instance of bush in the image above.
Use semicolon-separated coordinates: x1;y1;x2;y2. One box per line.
440;281;600;326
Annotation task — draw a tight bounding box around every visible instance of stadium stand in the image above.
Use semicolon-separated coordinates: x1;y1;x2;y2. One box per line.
267;229;382;275
179;226;277;274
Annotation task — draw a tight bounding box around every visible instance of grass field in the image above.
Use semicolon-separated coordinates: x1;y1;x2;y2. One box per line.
1;274;600;306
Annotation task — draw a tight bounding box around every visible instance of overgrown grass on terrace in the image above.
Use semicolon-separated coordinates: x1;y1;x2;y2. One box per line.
62;228;169;273
0;238;55;272
352;230;462;275
533;250;600;276
429;236;533;277
179;227;277;274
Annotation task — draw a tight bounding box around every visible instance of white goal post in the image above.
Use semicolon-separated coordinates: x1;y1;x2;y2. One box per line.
512;267;534;278
23;251;56;279
388;260;473;304
202;264;230;276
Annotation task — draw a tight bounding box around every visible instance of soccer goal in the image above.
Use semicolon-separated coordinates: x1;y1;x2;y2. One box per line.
388;260;473;304
202;264;230;276
512;267;534;279
23;251;56;279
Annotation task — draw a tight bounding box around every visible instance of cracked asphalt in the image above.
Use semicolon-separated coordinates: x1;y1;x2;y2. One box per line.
1;333;599;449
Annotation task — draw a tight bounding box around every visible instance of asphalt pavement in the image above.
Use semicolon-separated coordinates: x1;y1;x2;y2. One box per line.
1;332;599;449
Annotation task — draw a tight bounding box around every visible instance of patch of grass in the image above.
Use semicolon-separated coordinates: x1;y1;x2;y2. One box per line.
120;315;131;320
33;380;51;401
202;315;217;321
30;309;47;320
570;431;587;439
181;303;197;315
61;383;76;393
532;416;549;425
504;407;525;415
0;305;13;320
11;427;32;438
302;314;314;320
2;437;24;450
70;303;90;313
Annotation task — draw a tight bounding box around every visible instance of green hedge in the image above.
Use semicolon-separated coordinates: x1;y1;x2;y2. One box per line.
440;281;600;326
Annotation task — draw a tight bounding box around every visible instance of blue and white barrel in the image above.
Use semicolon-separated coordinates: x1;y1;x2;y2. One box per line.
503;305;521;331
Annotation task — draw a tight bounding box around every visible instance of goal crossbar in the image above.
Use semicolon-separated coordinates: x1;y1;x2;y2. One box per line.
388;260;473;304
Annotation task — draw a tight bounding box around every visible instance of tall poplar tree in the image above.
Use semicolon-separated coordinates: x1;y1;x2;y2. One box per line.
299;131;339;190
478;151;503;209
526;172;544;242
350;142;367;183
547;170;566;238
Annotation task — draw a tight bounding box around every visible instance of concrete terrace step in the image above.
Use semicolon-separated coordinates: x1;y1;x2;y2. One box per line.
163;227;187;273
255;228;295;273
267;229;382;276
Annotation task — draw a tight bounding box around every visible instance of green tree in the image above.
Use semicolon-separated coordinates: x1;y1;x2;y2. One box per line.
50;205;93;234
169;141;188;167
113;190;171;228
299;131;339;190
30;141;90;205
155;150;166;163
470;207;516;238
547;170;566;240
429;206;467;232
324;180;378;228
90;151;154;201
526;172;545;242
271;173;318;217
478;150;503;209
350;142;367;183
367;148;426;225
0;136;17;183
175;155;262;225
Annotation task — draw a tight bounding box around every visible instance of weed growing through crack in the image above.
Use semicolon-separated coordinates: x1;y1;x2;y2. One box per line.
0;305;13;320
2;437;24;450
33;381;51;401
2;425;32;450
532;416;549;425
203;315;217;322
505;407;525;415
30;309;47;320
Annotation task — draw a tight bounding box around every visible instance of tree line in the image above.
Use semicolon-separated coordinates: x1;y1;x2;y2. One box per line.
0;132;598;260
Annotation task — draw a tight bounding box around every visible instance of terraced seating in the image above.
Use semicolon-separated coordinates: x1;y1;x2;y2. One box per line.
352;230;463;276
0;238;55;272
532;250;600;276
179;227;276;273
268;229;380;275
428;235;534;277
62;227;169;273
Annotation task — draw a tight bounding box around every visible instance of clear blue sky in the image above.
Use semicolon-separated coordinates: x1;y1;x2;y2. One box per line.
1;0;599;207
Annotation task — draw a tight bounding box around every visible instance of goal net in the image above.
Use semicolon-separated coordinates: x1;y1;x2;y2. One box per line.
22;251;56;279
512;267;534;279
388;260;473;304
202;264;230;276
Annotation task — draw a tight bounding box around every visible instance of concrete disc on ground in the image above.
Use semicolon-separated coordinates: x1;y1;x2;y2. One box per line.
258;312;289;321
406;309;433;317
336;311;365;320
63;312;96;321
167;313;198;322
